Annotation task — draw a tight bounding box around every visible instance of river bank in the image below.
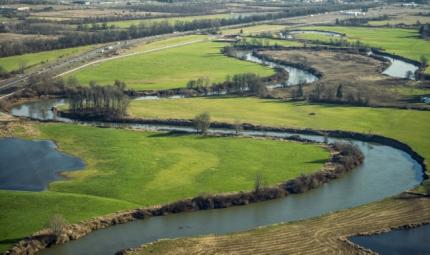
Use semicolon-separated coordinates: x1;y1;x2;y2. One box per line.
1;107;424;254
2;120;363;255
122;197;430;255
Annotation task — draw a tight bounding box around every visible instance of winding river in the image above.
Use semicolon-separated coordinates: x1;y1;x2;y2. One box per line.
8;100;424;255
5;46;426;254
241;52;319;87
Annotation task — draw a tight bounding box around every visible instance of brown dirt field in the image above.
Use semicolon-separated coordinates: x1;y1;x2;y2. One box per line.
264;49;386;83
127;197;430;255
261;49;430;108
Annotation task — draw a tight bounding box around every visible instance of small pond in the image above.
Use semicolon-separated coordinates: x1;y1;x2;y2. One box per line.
0;138;85;191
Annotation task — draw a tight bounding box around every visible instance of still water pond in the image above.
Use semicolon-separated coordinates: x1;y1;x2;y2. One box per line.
0;138;84;191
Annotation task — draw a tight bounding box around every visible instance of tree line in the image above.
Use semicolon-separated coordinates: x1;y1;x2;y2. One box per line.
67;81;129;118
0;2;376;57
186;73;270;97
419;23;430;39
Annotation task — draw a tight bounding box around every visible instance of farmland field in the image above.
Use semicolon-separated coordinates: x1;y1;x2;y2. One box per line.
0;123;328;251
130;198;430;255
221;24;286;35
101;13;260;29
0;45;96;72
129;97;430;163
70;39;274;90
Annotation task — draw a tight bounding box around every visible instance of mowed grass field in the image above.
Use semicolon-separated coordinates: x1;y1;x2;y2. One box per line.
70;38;274;90
129;97;430;166
302;26;430;73
0;123;328;252
0;45;96;72
101;13;256;29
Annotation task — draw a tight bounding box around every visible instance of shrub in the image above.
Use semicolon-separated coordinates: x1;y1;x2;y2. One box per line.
47;214;67;237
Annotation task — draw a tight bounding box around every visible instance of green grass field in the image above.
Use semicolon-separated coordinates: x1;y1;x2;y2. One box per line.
100;13;255;29
222;24;286;35
0;45;96;72
0;123;328;251
244;37;303;47
71;39;274;90
302;26;430;73
129;96;430;165
291;32;338;42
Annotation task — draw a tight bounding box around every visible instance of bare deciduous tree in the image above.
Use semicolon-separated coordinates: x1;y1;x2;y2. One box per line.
193;112;211;134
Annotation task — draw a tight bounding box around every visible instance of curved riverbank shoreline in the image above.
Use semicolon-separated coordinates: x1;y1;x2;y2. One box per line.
3;123;363;255
58;112;429;180
2;107;427;254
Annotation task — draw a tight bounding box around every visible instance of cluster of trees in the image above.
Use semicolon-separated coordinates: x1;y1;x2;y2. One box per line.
193;112;211;134
308;38;369;51
14;21;69;35
68;82;129;118
335;15;389;26
214;73;269;97
292;83;370;106
185;73;270;97
419;23;430;39
186;76;211;89
76;22;115;32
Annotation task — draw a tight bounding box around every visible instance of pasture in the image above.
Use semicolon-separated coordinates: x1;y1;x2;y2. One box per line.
129;96;430;163
0;45;95;72
70;39;274;90
0;123;328;251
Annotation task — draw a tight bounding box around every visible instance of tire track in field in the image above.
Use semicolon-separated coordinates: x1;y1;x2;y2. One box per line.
130;198;430;255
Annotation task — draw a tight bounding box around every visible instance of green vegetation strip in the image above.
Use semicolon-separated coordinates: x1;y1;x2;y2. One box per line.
71;40;274;90
302;26;430;73
129;97;430;164
0;123;328;252
0;45;96;72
